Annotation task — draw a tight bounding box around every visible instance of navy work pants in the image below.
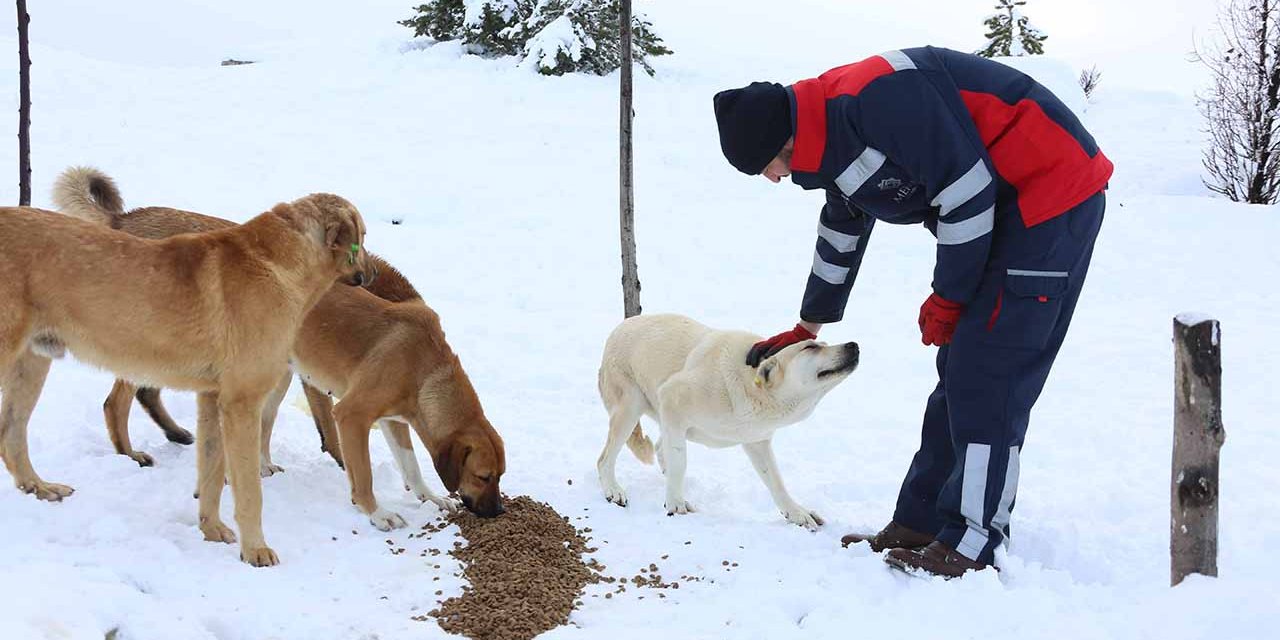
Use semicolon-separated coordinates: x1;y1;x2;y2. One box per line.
893;190;1106;564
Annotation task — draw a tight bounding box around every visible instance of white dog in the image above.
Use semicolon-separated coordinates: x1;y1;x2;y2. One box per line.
596;313;859;529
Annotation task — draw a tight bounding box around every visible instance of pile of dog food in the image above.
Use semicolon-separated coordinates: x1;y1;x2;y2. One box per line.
429;496;603;640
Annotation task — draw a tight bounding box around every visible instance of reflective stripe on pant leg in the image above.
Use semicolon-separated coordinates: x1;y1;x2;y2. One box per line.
956;443;991;559
990;446;1021;548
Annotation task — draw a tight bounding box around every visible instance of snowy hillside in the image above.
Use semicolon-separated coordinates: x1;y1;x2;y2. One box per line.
0;1;1276;639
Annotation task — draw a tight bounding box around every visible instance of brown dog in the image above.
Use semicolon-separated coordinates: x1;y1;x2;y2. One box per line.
1;167;372;567
56;167;506;532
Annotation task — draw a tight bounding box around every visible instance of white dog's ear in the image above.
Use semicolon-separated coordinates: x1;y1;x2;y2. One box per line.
754;358;783;390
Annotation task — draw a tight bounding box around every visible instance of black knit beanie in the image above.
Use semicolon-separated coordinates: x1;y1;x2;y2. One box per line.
712;82;793;175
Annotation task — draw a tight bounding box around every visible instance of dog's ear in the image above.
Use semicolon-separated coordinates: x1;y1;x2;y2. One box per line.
324;217;351;250
754;358;783;390
325;216;361;254
324;220;340;248
432;437;471;493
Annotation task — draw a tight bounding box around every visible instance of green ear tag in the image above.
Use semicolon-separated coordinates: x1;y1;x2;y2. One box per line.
349;243;360;265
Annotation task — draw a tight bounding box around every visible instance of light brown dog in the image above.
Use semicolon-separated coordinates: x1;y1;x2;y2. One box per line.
56;168;506;532
0;166;374;567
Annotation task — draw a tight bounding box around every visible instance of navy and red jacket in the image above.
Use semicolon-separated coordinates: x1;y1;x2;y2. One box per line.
789;46;1113;323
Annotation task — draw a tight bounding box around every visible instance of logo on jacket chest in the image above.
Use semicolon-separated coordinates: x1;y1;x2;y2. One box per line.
877;177;918;203
875;176;916;200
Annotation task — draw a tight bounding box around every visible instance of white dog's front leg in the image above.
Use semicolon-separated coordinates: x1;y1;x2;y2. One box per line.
379;421;459;514
742;439;823;529
659;425;693;515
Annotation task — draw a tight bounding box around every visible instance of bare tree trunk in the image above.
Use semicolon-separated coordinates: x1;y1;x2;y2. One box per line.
1198;0;1280;203
618;0;641;318
1249;0;1279;203
16;0;31;206
1171;315;1225;587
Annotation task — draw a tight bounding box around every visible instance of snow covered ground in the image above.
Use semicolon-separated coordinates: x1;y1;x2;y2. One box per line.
1;1;1277;639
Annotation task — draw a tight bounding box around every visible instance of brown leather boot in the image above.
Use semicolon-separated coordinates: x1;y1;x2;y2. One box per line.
884;541;992;579
840;521;933;552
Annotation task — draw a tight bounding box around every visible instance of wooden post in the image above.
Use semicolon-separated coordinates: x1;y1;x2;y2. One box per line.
618;0;641;318
1171;314;1225;586
16;0;31;206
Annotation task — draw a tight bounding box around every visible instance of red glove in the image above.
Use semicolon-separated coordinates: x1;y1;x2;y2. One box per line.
918;293;964;346
746;323;817;367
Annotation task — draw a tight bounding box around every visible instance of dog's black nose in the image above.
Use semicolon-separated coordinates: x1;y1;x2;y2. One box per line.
845;342;860;366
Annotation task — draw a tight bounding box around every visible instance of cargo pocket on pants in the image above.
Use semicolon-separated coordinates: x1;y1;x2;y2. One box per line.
983;269;1070;350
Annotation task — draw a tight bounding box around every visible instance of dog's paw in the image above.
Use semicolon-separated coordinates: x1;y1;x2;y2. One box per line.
259;462;284;477
164;428;195;446
410;483;460;513
200;519;238;544
240;545;280;567
602;483;628;507
369;507;408;531
783;506;824;530
129;451;155;467
665;499;694;515
19;479;74;502
422;493;461;514
406;482;447;507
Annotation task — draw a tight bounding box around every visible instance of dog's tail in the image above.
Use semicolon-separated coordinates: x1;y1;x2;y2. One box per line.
52;166;125;226
626;425;655;465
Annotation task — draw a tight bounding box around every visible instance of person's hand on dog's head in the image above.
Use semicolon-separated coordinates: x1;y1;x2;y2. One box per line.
746;323;818;367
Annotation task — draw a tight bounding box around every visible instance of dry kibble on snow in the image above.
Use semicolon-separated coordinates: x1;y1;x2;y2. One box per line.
430;495;603;640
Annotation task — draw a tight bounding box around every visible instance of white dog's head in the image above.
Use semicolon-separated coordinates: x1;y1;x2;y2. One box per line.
754;339;859;399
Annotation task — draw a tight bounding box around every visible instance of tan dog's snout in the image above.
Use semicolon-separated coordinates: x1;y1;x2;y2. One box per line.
345;242;375;288
348;268;367;287
463;490;505;518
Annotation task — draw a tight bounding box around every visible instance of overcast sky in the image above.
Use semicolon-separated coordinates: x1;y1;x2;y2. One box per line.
849;0;1221;94
0;0;1228;95
1032;0;1218;92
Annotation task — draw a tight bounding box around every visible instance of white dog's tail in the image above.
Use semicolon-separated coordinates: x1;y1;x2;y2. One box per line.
52;166;125;226
626;425;655;465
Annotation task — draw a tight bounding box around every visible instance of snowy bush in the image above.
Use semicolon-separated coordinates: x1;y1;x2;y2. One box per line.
399;0;672;76
977;0;1046;58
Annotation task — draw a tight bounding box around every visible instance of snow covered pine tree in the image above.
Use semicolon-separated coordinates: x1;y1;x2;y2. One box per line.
399;0;671;76
977;0;1047;58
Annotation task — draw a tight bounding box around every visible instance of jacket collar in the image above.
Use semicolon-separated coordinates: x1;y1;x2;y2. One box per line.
789;79;827;175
